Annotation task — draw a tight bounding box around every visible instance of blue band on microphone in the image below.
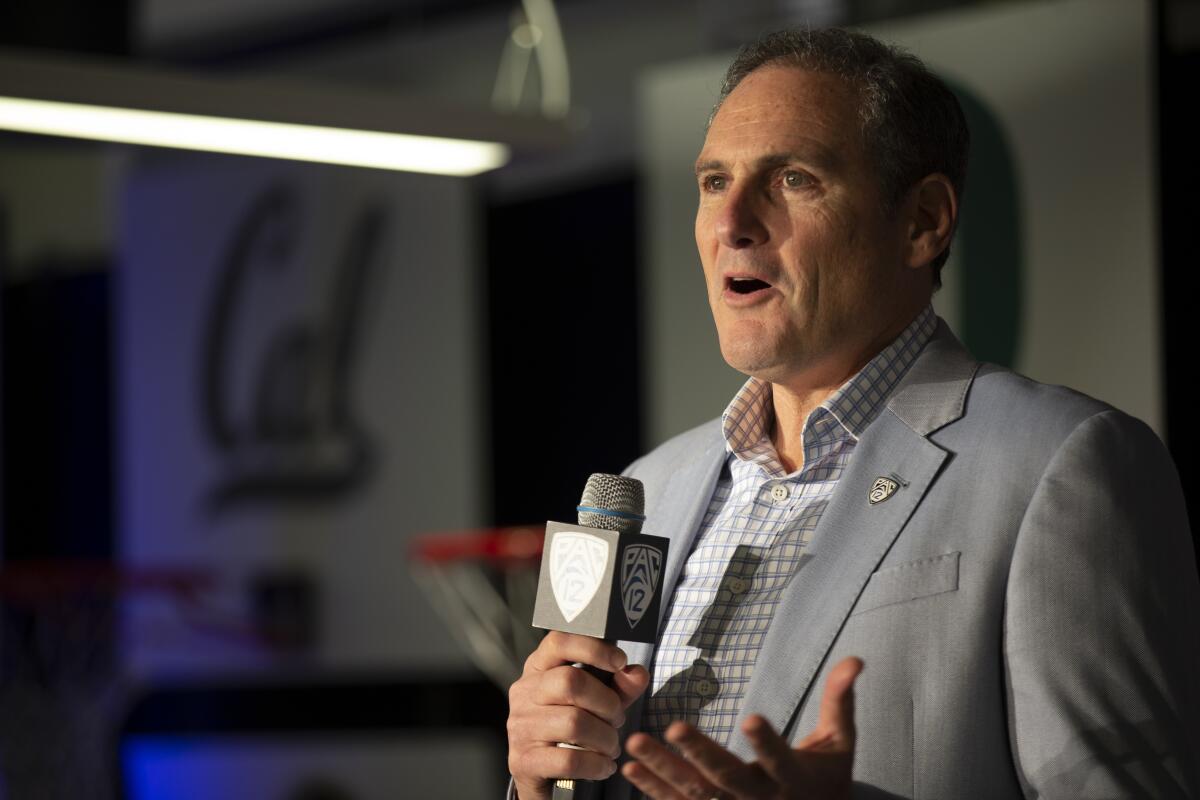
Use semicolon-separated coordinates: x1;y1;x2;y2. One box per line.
576;505;646;521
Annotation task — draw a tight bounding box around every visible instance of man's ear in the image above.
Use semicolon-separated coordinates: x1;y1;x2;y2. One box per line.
904;174;958;270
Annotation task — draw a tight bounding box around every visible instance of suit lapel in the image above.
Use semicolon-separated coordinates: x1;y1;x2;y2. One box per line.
727;320;979;760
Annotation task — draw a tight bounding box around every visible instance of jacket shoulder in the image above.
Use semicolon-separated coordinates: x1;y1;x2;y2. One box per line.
970;364;1118;428
623;418;724;498
949;362;1165;467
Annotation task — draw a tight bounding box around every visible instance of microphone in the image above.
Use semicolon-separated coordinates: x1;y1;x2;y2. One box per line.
532;473;669;800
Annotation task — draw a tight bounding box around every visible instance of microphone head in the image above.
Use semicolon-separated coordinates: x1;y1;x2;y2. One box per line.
577;473;644;533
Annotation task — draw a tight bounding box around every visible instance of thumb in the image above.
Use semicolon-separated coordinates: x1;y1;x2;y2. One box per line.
613;663;651;710
800;656;863;751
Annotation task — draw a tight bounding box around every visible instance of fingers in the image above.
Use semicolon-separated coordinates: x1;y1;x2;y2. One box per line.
525;630;629;673
625;724;772;800
666;722;775;796
508;634;639;798
741;659;861;795
624;732;718;800
512;744;618;800
747;710;854;800
519;743;620;780
508;675;623;800
741;714;796;783
623;657;865;800
511;659;626;727
621;759;688;800
508;704;622;758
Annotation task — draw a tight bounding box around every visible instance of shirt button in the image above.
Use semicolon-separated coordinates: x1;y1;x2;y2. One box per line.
694;679;717;698
725;576;748;595
770;484;789;503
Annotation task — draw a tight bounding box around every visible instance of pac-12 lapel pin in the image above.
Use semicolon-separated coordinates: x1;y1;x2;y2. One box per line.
869;476;900;505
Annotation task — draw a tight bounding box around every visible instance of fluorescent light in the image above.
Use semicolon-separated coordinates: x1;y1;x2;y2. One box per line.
0;95;511;176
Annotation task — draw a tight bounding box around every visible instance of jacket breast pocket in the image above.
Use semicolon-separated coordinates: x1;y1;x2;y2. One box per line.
850;551;960;616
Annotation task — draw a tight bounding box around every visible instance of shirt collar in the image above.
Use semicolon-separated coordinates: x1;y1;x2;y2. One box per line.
721;305;938;471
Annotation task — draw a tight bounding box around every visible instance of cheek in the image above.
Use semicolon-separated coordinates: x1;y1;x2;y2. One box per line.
808;204;857;249
695;224;720;289
695;208;716;252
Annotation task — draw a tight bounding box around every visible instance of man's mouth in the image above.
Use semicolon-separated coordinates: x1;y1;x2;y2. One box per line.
727;277;772;294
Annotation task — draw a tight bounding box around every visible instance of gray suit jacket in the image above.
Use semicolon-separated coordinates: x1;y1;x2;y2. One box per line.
605;321;1200;799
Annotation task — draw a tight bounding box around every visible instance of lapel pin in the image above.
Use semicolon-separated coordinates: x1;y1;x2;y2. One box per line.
869;476;900;505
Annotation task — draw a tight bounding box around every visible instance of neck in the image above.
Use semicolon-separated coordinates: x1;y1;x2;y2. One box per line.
768;372;851;474
766;306;927;473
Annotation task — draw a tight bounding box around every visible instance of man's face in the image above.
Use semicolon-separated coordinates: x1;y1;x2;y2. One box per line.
695;66;921;387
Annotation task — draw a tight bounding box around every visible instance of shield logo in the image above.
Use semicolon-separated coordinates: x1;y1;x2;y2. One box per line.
869;477;899;505
620;544;663;629
549;532;610;622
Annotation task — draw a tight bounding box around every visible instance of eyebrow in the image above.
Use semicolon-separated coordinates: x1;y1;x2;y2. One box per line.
694;148;839;176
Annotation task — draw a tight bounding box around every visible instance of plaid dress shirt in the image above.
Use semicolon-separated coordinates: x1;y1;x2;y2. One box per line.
641;305;937;746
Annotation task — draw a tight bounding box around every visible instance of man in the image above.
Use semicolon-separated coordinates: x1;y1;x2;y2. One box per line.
506;28;1200;799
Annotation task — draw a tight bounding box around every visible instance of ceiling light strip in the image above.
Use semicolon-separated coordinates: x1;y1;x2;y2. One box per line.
0;96;510;176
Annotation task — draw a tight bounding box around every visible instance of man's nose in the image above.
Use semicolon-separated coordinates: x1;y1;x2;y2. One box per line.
714;186;768;248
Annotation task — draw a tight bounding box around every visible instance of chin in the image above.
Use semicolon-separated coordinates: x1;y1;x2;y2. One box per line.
719;342;787;379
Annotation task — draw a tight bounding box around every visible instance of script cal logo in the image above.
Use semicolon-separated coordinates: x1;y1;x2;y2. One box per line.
549;532;609;622
620;544;663;629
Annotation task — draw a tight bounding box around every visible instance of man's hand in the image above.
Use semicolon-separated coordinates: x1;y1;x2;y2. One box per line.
623;657;863;800
507;631;651;800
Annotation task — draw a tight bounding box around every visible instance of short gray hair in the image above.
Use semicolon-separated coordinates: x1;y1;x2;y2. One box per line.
714;28;969;285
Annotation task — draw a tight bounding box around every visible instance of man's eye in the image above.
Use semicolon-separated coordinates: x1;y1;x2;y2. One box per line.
783;171;809;188
702;175;727;192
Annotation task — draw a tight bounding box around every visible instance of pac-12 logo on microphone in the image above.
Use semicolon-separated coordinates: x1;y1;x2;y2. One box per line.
621;545;663;629
550;532;610;622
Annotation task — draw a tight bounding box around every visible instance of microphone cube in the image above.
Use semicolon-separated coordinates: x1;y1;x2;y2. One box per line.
532;521;669;644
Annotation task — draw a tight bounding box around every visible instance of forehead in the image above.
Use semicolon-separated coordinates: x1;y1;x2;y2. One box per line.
699;66;865;168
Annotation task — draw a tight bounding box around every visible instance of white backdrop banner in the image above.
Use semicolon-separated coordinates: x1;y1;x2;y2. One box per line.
118;154;483;676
